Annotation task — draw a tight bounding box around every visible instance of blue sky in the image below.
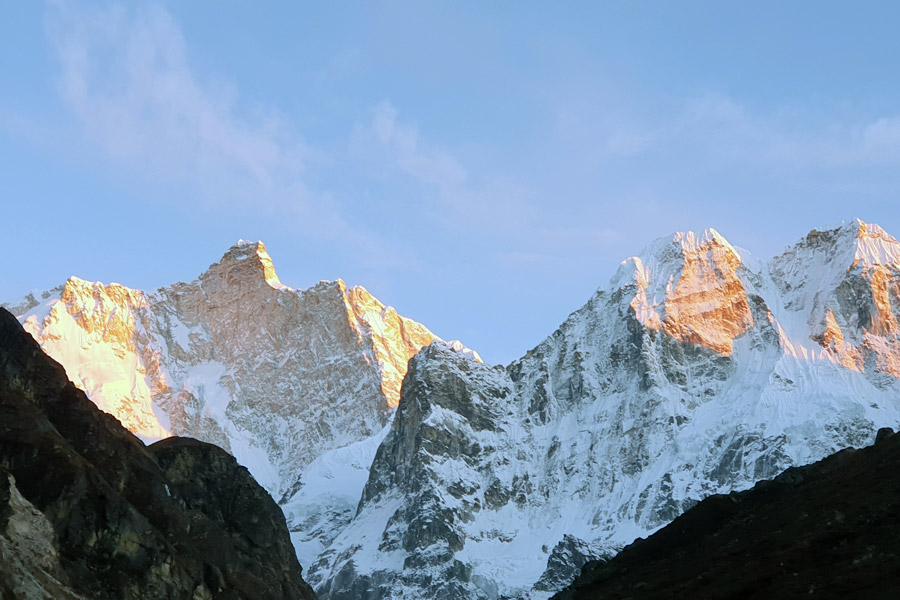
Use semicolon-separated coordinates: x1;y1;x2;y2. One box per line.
3;1;900;363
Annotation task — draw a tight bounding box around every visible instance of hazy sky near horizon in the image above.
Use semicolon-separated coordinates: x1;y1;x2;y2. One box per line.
3;1;900;363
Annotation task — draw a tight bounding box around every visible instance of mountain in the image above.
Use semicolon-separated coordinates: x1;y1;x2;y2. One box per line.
3;240;477;568
553;426;900;599
0;307;315;599
6;220;900;599
311;219;900;599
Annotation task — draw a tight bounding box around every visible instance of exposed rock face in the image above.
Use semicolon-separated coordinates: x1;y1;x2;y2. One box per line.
7;220;900;600
0;308;315;600
0;473;87;600
315;220;900;599
631;229;754;356
311;343;516;600
5;241;463;495
554;428;900;600
533;536;610;594
149;438;314;600
769;220;900;381
4;240;477;569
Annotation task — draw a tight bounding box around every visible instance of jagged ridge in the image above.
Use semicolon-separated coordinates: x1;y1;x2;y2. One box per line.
6;220;900;599
3;240;477;572
315;219;900;599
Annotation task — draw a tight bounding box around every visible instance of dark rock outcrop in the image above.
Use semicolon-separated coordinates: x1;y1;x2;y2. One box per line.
0;308;316;600
310;342;514;600
0;470;87;599
150;437;309;599
533;535;610;593
554;427;900;599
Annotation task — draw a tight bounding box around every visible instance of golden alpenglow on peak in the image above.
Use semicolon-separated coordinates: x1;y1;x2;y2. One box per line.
661;229;753;356
5;241;480;510
622;228;753;356
206;239;288;291
340;282;481;408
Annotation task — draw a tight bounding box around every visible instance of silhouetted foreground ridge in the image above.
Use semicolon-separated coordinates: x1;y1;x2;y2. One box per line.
0;308;316;600
555;427;900;599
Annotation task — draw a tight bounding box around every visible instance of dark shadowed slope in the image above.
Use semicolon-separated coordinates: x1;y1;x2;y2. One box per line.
554;427;900;600
0;307;316;600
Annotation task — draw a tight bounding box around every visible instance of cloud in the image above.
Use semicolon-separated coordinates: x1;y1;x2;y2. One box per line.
672;93;900;168
821;116;900;165
49;3;305;196
43;1;416;267
550;85;900;175
353;101;540;233
554;101;659;158
352;100;628;268
370;101;468;189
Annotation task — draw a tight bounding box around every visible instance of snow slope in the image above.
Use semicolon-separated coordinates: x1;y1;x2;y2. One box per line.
3;240;477;570
7;220;900;600
313;219;900;599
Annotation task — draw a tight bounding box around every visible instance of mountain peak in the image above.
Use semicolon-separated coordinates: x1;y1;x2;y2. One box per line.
210;240;286;290
614;227;743;291
837;217;884;238
632;228;740;270
612;226;752;356
850;220;900;270
797;219;900;273
672;227;734;253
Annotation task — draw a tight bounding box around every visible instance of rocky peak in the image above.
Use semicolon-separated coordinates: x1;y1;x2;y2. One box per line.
849;219;900;271
674;227;735;254
613;227;753;356
786;219;900;275
620;228;740;278
315;220;900;600
202;239;287;292
313;340;511;599
769;220;900;371
338;284;481;408
3;240;482;580
55;277;150;346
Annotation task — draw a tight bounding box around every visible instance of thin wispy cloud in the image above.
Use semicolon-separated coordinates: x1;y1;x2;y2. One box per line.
651;93;900;168
49;3;304;198
371;101;468;189
40;2;900;277
351;101;538;234
44;1;413;268
354;100;624;266
551;82;900;174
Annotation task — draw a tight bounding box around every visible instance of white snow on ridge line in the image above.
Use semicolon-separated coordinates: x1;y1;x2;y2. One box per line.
312;219;900;600
5;221;900;600
3;239;487;595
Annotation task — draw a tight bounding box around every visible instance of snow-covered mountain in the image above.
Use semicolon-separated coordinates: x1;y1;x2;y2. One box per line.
311;219;900;599
3;240;478;568
7;220;900;600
